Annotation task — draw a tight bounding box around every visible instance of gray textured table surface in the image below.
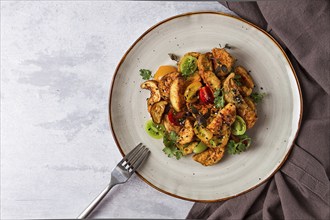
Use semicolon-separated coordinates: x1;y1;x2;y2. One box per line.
1;1;233;219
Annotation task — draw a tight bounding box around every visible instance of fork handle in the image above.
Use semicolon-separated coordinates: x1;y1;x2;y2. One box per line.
77;183;115;219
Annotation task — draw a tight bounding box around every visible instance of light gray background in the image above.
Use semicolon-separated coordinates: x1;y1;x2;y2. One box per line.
1;1;233;219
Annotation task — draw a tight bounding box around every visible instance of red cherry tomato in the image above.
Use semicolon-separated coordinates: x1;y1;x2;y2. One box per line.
168;109;185;126
199;86;214;104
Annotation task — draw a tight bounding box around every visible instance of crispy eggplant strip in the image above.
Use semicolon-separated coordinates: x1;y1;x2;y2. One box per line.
140;80;161;112
212;48;236;77
177;120;195;145
177;142;198;156
150;101;168;124
234;66;254;96
199;70;221;92
169;77;185;112
197;53;213;72
193;145;226;166
158;72;179;100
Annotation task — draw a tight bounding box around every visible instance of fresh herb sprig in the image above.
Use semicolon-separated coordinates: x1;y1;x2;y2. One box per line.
162;131;183;160
214;88;225;109
233;74;242;86
227;134;252;155
250;92;266;103
139;69;152;80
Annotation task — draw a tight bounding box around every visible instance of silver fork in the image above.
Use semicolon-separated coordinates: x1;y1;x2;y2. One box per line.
77;143;150;219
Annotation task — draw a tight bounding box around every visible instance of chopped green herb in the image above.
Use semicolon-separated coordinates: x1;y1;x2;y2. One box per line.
214;88;225;109
233;74;242;86
214;89;220;97
139;69;152;80
162;131;182;160
234;74;241;79
169;131;178;142
250;92;266;103
227;134;252;155
215;96;225;109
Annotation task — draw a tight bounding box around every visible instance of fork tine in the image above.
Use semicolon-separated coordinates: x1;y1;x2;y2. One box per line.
130;148;150;172
127;145;146;168
120;143;143;164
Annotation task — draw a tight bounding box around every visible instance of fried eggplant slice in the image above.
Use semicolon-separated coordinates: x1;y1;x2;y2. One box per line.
184;71;201;90
177;120;195;145
169;77;185;112
158;72;179;100
197;53;213;72
234;66;254;96
207;103;236;135
223;72;244;104
245;97;257;111
150;101;168;124
217;124;231;148
220;103;236;125
140;80;161;112
207;114;223;135
212;48;236;77
235;66;254;88
193;145;226;166
187;102;213;118
237;100;257;129
199;70;221;92
177;142;198;156
193;121;213;145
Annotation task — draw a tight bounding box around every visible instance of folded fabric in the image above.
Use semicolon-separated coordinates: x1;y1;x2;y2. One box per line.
187;1;330;219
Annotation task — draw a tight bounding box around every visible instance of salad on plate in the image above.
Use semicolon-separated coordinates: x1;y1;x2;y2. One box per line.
140;47;265;166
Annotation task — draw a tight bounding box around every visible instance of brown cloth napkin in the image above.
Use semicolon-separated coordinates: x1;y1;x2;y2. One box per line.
187;1;330;219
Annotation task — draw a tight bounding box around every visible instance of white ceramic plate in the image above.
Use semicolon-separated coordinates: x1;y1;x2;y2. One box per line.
109;12;302;202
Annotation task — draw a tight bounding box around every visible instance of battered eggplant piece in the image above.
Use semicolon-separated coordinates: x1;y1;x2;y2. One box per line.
207;103;236;134
169;77;185;112
212;48;236;77
192;145;226;166
234;66;255;96
140;80;161;112
150;101;168;124
158;72;179;100
177;119;195;145
197;53;213;72
199;70;221;92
